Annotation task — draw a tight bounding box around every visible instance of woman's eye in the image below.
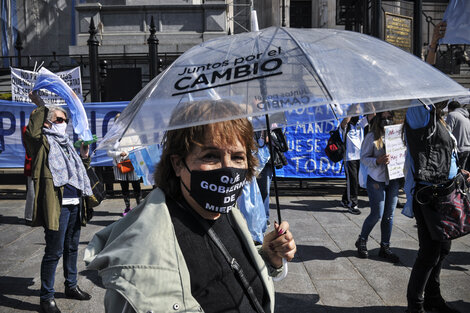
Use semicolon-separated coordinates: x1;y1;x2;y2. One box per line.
232;155;246;162
202;153;219;161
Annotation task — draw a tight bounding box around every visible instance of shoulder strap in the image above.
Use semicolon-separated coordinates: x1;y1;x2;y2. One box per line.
173;199;266;313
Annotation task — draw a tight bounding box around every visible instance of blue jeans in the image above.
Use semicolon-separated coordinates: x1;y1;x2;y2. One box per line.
40;204;81;300
359;176;399;244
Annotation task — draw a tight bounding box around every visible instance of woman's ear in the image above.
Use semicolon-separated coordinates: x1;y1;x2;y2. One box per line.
170;155;183;177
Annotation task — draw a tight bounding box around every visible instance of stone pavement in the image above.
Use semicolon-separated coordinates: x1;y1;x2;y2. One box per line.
1;180;469;313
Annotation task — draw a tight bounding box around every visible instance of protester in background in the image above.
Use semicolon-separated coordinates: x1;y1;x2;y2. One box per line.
403;100;464;313
355;111;400;263
340;113;369;214
426;21;446;65
403;20;463;312
25;91;93;313
446;100;470;170
85;99;296;313
106;113;142;216
21;126;34;224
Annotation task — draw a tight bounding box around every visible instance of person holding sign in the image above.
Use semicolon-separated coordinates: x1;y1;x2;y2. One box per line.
355;111;401;262
85;99;296;313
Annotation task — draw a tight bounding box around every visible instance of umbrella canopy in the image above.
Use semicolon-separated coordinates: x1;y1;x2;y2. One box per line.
98;27;470;150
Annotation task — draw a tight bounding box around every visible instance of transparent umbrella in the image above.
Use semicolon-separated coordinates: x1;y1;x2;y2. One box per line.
99;26;469;150
98;27;470;221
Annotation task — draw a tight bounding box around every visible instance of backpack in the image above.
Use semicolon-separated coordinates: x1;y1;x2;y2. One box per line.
325;128;345;163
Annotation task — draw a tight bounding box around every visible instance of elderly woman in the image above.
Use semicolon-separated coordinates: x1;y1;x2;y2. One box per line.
84;99;296;313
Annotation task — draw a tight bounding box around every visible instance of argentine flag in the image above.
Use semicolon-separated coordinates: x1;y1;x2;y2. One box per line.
33;67;93;142
128;144;162;186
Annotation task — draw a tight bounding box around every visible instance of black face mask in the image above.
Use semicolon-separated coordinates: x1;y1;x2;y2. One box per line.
380;118;393;128
181;160;247;213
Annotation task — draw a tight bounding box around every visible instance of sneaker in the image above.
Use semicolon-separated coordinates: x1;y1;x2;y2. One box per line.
348;205;361;215
378;243;400;263
341;200;349;208
423;297;460;313
122;207;131;217
355;237;368;258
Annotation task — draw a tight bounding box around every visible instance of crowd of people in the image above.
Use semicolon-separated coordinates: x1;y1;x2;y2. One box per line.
19;22;469;313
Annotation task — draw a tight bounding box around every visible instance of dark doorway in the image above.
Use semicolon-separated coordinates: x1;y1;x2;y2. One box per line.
290;0;312;28
102;68;142;102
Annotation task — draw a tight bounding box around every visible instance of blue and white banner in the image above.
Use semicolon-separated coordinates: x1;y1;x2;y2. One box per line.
0;100;127;167
275;106;344;178
0;100;344;179
32;67;92;142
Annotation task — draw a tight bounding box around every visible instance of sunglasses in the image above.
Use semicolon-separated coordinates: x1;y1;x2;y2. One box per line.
53;117;69;124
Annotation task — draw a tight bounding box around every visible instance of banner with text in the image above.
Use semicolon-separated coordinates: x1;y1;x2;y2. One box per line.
11;67;83;104
0;100;127;167
0;100;344;178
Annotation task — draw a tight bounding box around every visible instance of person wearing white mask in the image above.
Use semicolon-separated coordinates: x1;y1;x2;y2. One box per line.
25;91;93;313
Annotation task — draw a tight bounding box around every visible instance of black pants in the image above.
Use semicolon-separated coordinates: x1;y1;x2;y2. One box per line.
120;181;142;209
406;187;451;311
342;159;359;207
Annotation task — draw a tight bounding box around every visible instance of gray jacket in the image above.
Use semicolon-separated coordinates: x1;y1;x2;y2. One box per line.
446;108;470;152
84;188;277;313
360;132;390;184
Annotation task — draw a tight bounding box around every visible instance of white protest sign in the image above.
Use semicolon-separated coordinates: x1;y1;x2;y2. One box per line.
384;124;406;180
11;67;83;104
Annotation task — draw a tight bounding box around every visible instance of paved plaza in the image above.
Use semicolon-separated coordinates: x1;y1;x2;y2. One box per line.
1;180;469;313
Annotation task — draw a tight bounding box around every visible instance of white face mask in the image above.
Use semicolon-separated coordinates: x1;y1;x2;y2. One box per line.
50;122;68;135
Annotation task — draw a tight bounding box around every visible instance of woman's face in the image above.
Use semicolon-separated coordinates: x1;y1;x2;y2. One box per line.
171;132;248;220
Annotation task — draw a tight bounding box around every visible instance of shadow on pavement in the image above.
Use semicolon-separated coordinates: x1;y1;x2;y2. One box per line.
295;244;409;266
275;292;407;313
0;215;25;226
92;210;122;217
295;244;470;274
0;276;40;312
273;200;348;213
86;220;118;227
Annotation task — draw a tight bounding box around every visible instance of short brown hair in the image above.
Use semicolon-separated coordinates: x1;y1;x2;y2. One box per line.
155;99;258;198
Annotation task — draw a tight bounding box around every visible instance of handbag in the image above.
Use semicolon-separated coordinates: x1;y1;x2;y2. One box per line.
415;172;470;241
85;165;105;208
117;159;134;173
